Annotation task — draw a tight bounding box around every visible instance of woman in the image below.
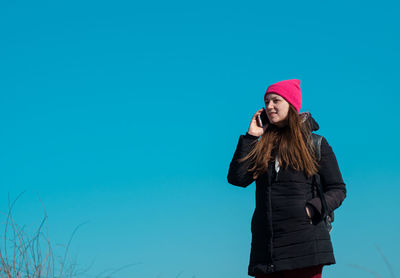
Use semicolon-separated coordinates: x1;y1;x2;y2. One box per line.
227;79;346;278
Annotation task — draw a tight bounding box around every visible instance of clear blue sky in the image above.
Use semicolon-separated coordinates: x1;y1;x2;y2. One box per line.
1;0;399;277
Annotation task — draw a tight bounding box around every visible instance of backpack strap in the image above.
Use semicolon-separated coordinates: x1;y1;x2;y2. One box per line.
310;133;334;231
311;133;323;161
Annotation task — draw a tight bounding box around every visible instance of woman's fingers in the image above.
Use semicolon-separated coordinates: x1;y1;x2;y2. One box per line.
252;108;264;120
248;108;266;137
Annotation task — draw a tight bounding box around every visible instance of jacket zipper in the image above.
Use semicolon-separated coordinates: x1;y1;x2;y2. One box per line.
266;165;275;272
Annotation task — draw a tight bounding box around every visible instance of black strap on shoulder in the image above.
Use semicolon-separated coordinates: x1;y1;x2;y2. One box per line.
311;133;323;161
310;133;331;220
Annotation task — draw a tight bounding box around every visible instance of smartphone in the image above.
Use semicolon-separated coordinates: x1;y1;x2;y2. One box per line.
258;108;270;127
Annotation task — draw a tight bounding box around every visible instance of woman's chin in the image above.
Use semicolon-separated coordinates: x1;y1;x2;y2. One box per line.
271;120;287;128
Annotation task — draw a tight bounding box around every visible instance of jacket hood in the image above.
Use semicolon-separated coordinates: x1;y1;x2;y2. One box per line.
300;112;319;132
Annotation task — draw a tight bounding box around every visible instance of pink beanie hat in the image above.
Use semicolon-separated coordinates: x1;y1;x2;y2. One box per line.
264;79;302;113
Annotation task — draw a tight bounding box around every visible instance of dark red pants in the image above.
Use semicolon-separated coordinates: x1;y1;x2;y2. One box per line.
255;265;323;278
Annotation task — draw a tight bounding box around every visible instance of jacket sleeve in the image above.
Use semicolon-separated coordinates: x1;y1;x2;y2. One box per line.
306;137;346;216
227;132;259;187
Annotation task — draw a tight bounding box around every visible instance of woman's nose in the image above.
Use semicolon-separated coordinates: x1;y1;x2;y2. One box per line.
266;101;274;110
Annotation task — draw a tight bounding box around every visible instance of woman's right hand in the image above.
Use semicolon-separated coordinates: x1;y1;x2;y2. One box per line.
247;108;268;137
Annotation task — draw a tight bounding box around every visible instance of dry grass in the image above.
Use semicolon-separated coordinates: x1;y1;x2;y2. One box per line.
0;192;90;278
347;244;396;278
0;192;194;278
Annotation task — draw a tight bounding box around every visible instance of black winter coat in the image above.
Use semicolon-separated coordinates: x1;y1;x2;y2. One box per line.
227;115;346;276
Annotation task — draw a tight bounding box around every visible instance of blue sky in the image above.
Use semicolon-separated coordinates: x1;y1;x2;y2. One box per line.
1;0;399;277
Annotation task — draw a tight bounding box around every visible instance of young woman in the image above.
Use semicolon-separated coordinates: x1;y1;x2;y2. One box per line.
227;79;346;278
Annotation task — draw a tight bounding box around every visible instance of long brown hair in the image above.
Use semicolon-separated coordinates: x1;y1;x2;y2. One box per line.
239;106;319;179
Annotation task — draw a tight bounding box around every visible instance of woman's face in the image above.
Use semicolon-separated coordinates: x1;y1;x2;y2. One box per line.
265;93;290;127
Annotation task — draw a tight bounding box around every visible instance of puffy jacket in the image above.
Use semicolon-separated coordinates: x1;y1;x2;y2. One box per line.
227;114;346;276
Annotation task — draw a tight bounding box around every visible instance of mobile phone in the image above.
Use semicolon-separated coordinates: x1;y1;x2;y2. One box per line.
258;108;270;127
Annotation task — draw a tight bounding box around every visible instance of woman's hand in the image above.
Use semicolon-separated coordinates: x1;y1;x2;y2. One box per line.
247;108;268;137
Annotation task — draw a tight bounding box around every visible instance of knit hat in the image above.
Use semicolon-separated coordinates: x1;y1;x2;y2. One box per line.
264;79;302;113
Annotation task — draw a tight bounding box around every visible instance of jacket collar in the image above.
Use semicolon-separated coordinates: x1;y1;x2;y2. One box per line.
300;112;319;132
